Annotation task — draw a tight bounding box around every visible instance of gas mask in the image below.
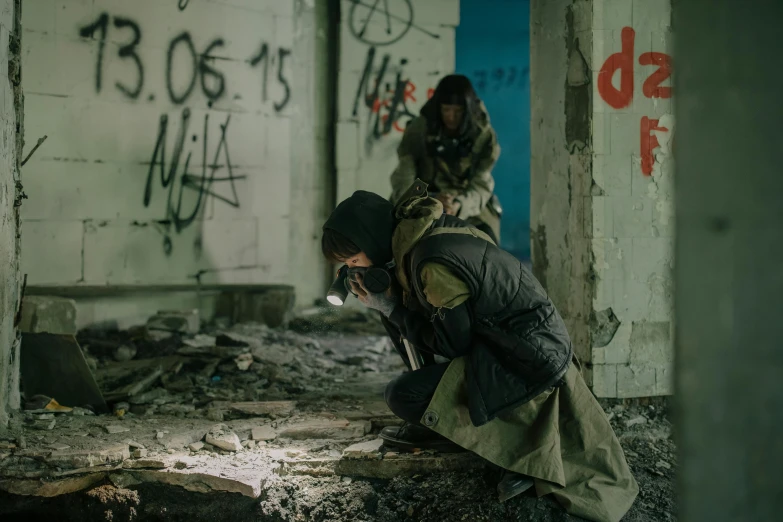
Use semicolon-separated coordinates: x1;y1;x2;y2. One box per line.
326;262;396;306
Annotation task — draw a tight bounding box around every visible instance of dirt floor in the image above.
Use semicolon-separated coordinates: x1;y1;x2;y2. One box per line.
0;307;676;521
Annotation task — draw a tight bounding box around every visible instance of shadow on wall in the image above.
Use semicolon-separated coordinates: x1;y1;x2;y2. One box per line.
456;0;531;261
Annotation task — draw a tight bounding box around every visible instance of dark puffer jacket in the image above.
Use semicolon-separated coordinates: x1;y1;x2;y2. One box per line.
407;214;573;427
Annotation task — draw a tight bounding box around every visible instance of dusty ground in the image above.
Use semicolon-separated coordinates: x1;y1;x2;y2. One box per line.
0;307;675;521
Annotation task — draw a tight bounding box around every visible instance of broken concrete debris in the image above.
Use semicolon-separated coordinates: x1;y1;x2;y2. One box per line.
146;310;200;335
204;424;243;452
251;426;277;441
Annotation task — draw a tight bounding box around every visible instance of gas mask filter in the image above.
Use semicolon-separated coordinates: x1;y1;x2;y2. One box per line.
326;262;395;306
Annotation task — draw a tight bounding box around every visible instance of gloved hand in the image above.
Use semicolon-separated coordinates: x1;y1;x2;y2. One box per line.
349;273;399;317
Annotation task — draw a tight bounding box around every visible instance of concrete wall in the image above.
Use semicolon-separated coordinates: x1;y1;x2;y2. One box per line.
532;0;673;397
0;0;22;428
20;0;332;309
335;0;459;201
590;0;673;397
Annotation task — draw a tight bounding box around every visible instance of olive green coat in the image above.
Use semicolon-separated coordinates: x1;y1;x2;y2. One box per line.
391;194;639;522
389;101;501;241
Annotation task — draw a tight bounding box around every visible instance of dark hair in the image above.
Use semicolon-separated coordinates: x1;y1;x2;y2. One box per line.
428;74;482;130
321;228;361;263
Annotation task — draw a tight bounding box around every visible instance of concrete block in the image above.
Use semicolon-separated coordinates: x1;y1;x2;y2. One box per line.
609;113;640;156
632;237;673;282
593;154;633;195
21;221;83;285
617;364;657;397
656;366;673;395
19;296;77;335
592;364;618;397
592;238;632;281
601;321;632;364
336;451;485;480
593;0;633;31
277;419;370;440
251;426;277;441
336;122;360;171
610;196;654;238
628;320;672;366
342;438;384;459
632;0;671;33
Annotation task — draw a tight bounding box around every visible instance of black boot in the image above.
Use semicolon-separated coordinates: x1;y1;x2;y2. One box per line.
379;422;465;452
497;471;534;502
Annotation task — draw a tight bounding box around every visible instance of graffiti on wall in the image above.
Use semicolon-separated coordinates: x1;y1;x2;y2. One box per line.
78;12;292;110
78;10;291;254
472;66;529;94
143;109;246;255
348;0;439;46
348;0;439;144
597;27;673;176
352;46;433;140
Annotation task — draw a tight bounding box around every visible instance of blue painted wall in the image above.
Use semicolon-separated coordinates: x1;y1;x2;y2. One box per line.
456;0;531;260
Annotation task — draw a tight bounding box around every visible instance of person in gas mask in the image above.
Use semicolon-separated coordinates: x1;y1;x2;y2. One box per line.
321;181;638;520
389;74;502;244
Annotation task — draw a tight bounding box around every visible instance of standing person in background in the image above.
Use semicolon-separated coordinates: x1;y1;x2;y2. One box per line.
390;74;503;244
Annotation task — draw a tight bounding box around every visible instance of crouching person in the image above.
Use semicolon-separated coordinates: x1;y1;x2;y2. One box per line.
320;180;638;521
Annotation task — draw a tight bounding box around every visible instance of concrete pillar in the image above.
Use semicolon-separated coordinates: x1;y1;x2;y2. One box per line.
674;1;783;520
531;0;674;397
0;0;22;428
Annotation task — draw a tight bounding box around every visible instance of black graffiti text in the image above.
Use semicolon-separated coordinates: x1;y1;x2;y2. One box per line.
79;12;292;111
352;46;418;140
249;43;291;113
144;108;247;254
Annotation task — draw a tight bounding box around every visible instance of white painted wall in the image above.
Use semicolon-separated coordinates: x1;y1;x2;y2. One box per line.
20;0;331;307
336;0;459;201
590;0;674;397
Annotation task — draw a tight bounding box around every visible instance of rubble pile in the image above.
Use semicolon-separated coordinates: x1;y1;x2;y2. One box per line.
73;311;396;420
0;307;675;521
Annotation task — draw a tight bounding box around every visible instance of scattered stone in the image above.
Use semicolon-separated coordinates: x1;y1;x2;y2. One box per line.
113;344;138;362
201;405;223;420
656;460;672;470
71;407;94;416
47;443;71;451
342;439;384;459
34;413;55;420
105;425;131;434
126;440;145;450
147;309;200;335
242;440;256;449
205;424;242;452
133;448;148;459
626;416;648;428
156;432;165;440
0;442;17;450
188;442;204;452
251;426;277;441
235;353;253;371
113;402;131;414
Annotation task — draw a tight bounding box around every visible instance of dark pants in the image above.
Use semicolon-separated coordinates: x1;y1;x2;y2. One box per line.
379;315;449;424
384;362;450;424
